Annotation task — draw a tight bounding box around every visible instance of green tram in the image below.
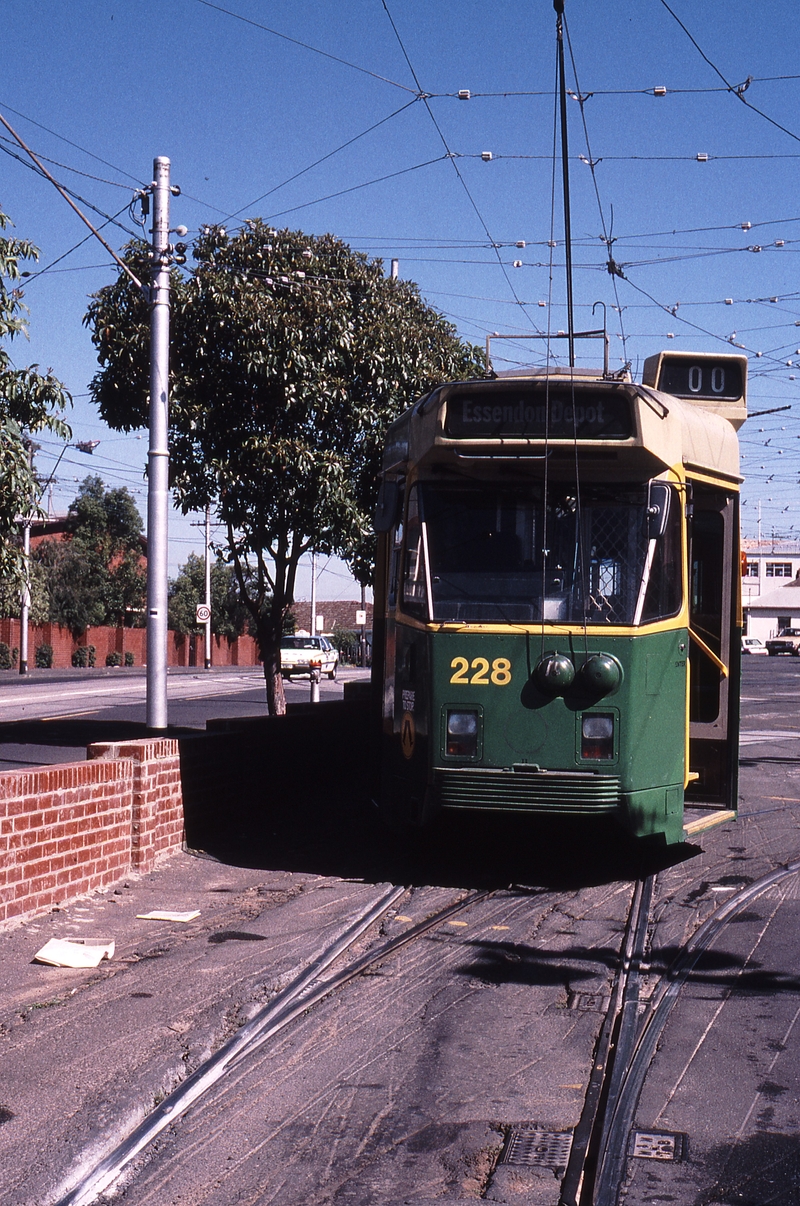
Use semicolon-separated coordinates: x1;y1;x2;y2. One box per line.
371;350;746;845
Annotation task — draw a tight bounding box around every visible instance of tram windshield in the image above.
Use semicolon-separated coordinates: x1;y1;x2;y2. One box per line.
402;481;681;625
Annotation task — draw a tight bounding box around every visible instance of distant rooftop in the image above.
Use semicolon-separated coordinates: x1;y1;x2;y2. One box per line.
742;538;800;555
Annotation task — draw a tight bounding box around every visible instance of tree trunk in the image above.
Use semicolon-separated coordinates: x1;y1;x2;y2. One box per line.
257;620;286;716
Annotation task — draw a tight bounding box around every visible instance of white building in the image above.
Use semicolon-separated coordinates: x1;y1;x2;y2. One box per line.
741;539;800;638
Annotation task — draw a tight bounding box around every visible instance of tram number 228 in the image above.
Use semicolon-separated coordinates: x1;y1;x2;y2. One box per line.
450;657;512;686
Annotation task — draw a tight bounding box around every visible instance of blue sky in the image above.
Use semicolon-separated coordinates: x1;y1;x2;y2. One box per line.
3;0;800;595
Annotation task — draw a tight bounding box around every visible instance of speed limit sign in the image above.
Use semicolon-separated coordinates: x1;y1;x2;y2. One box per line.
196;604;211;624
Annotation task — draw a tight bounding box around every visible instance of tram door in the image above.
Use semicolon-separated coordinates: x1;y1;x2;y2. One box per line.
686;483;741;808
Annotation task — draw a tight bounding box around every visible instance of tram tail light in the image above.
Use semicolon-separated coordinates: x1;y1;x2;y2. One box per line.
581;713;614;760
446;710;479;757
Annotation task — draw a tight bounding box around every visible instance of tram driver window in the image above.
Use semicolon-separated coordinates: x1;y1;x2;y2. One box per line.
418;481;682;626
402;486;429;620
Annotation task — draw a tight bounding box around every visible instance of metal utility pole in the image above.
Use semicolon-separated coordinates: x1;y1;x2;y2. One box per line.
146;157;172;731
309;552;319;702
19;519;30;675
19;441;33;675
310;551;317;636
554;0;575;367
204;504;212;669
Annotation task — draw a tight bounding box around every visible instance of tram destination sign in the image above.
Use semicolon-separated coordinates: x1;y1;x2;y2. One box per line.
444;387;632;440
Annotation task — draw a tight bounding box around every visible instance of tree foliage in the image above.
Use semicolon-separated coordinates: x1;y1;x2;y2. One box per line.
168;552;250;639
0;207;71;587
85;224;482;711
0;557;49;624
35;476;146;633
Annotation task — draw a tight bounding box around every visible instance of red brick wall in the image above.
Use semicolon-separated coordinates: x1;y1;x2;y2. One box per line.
0;621;259;669
0;739;184;926
88;739;184;869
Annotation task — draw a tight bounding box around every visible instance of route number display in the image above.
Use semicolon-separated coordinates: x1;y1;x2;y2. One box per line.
651;355;743;401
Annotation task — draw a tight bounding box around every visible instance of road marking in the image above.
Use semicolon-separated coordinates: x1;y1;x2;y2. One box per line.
739;729;800;745
447;920;468;927
490;925;510;930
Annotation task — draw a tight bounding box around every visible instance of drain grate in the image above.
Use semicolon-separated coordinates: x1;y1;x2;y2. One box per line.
567;990;610;1012
503;1127;573;1170
630;1130;686;1162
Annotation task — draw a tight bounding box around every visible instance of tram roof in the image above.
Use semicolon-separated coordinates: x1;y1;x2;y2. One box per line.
383;360;743;485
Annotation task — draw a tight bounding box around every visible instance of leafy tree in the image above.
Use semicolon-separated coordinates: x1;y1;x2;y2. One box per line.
85;224;482;712
168;551;249;639
0;207;71;586
35;476;146;633
0;556;49;623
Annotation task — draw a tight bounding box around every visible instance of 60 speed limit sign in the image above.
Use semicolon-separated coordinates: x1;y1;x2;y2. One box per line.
195;604;211;624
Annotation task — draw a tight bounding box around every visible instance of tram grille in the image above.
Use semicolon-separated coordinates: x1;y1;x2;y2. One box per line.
436;767;621;813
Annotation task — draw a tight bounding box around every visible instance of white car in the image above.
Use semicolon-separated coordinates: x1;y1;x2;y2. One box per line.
741;636;768;656
280;635;339;679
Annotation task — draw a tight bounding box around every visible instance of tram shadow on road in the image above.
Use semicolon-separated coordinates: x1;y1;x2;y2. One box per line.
179;708;700;891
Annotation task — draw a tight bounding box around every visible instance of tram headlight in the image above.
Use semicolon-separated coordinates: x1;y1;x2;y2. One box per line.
446;709;479;757
580;653;622;695
581;713;615;760
533;652;575;695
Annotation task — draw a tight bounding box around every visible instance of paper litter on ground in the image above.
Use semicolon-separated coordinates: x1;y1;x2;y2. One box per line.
33;938;115;968
136;910;200;922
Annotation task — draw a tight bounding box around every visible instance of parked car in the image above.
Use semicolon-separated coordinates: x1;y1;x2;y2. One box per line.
280;635;339;679
741;636;768;655
765;628;800;656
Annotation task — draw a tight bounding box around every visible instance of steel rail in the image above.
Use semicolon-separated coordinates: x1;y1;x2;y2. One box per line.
559;875;654;1206
592;854;800;1206
54;884;496;1206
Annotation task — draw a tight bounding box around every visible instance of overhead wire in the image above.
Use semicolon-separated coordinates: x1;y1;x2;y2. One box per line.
449;76;800;98
263;155;449;221
19;202;133;286
0;99;146;186
378;0;543;335
0;138;139;240
657;0;800;146
194;0;417;94
225;96;421;220
0;134;136;190
563;11;627;359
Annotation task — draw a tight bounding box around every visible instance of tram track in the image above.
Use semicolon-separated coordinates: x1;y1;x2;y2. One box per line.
53;883;502;1206
47;846;800;1206
559;853;800;1206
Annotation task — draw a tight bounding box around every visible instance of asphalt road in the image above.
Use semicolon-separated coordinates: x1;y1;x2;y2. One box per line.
0;665;368;770
1;655;800;1205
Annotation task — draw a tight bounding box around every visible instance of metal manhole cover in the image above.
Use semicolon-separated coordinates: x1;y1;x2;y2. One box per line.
503;1127;573;1169
630;1130;686;1162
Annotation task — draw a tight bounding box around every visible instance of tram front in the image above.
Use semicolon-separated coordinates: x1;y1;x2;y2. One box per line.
374;362;743;844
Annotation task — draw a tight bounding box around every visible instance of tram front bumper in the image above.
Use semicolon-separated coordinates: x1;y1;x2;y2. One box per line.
435;766;621;814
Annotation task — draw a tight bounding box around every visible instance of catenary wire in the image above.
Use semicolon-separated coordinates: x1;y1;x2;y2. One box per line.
378;0;542;335
194;0;417;94
658;0;800;146
0;100;146;186
224;97;421;220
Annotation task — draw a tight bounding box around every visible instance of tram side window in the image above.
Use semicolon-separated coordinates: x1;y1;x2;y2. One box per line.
690;506;725;723
402;486;429;620
640;487;682;623
388;520;404;611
